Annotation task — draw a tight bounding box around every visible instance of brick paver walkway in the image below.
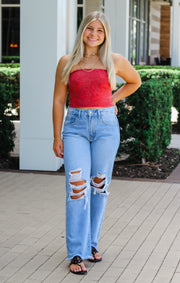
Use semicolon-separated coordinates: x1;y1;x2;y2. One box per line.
0;172;180;283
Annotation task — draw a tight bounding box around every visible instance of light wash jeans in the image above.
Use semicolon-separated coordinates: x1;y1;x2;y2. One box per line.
62;106;120;260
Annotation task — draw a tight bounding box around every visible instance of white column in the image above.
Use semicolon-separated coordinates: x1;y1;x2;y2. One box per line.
105;0;129;59
171;0;180;66
20;0;67;171
105;0;129;84
66;0;77;53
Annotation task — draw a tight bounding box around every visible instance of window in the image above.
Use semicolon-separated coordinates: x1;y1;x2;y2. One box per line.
77;0;84;30
1;0;20;62
2;0;20;4
129;0;149;65
101;0;105;12
77;0;105;31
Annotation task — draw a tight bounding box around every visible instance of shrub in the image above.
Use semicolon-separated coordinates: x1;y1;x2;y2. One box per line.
137;68;180;81
2;56;20;63
173;81;180;125
134;65;180;71
116;100;129;152
0;64;20;119
117;78;173;163
134;66;180;125
0;83;16;157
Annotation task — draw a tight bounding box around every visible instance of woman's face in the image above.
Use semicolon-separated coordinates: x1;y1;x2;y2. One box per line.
83;20;105;48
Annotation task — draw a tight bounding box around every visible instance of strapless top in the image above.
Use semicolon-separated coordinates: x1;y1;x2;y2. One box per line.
68;69;113;108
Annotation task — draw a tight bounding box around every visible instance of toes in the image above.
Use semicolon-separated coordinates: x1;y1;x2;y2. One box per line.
70;263;87;273
80;262;87;272
70;264;81;273
94;253;101;260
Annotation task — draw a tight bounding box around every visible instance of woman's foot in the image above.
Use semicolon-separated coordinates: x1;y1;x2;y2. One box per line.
89;246;102;262
70;256;87;275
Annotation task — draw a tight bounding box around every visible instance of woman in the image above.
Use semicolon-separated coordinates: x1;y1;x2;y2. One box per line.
53;11;141;275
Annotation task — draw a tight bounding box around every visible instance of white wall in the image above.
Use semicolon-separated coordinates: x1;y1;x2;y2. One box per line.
85;0;101;15
20;0;73;171
171;0;180;66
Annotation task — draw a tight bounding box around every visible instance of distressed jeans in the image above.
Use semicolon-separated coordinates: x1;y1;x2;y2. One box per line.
62;106;120;260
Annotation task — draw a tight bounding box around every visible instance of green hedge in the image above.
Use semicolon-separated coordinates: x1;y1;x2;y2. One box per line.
0;83;16;157
134;65;180;71
135;66;180;125
2;56;20;63
0;64;19;157
117;78;173;162
0;64;20;113
173;82;180;125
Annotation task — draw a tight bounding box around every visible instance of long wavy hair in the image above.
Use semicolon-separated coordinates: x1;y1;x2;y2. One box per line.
61;11;116;90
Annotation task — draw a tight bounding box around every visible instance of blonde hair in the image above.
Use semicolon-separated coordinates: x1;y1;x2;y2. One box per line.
61;11;116;90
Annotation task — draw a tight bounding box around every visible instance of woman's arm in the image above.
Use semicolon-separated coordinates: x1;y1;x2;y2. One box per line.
111;53;141;104
53;55;69;158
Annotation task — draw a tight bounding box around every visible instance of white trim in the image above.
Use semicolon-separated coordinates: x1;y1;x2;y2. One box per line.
171;0;180;66
77;0;84;7
77;0;84;29
77;0;84;11
1;4;20;7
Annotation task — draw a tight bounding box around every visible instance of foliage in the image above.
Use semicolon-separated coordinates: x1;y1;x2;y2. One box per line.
134;66;180;126
2;56;20;63
134;65;180;71
136;68;180;81
117;79;173;163
173;81;180;125
0;83;16;157
0;64;20;119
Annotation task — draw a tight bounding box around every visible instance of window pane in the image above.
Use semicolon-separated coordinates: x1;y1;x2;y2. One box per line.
2;0;20;4
129;0;148;64
77;0;83;4
2;7;20;61
133;0;138;18
77;7;83;30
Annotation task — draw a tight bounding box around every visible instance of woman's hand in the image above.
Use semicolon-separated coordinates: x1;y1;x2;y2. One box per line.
114;104;118;115
53;138;64;158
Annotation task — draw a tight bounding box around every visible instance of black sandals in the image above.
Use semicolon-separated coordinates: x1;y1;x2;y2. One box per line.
70;256;87;275
88;246;102;262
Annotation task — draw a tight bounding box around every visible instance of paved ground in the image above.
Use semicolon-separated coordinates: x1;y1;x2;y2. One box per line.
0;172;180;283
3;114;179;282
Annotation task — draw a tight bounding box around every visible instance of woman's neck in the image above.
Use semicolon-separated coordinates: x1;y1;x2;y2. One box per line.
84;52;98;58
84;47;99;58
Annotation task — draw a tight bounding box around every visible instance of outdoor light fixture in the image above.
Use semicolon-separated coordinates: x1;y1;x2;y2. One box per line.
10;43;18;48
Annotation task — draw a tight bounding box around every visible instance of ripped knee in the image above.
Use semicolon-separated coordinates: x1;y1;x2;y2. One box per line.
91;173;109;195
69;168;86;199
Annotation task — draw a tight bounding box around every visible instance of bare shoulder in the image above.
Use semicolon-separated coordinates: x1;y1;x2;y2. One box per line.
57;54;71;72
112;52;124;62
112;52;136;76
112;53;130;70
112;53;141;84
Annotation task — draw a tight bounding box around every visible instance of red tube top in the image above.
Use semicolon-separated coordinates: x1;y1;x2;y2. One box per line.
68;69;113;108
